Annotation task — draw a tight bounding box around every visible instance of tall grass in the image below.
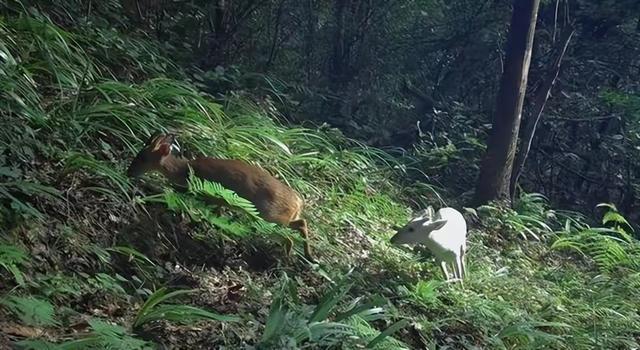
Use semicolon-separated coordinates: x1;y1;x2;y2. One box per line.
0;8;413;348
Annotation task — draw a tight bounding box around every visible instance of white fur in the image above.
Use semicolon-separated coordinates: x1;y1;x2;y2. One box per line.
391;207;467;282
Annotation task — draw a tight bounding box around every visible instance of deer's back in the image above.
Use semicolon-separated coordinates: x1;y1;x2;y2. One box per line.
428;208;467;253
190;157;303;224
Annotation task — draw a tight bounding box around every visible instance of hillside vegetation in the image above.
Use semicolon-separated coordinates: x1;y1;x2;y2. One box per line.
1;6;640;350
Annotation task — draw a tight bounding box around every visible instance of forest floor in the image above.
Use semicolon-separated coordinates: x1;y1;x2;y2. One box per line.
1;8;640;350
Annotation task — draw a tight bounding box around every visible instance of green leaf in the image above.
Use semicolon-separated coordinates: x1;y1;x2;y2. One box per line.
107;246;156;266
261;295;287;344
134;304;240;326
366;319;410;348
309;283;353;323
133;288;239;329
334;296;387;322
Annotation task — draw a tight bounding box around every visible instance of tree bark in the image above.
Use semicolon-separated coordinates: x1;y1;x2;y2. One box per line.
304;0;317;84
264;0;286;71
330;0;348;91
509;28;575;202
326;0;350;122
473;0;541;206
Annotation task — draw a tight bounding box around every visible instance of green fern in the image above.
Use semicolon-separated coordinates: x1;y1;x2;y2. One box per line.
161;189;255;237
186;169;262;219
552;205;640;273
1;295;58;327
411;280;441;308
84;319;153;349
152;170;282;238
494;321;569;348
0;243;29;285
18;318;154;350
597;203;635;241
552;227;639;272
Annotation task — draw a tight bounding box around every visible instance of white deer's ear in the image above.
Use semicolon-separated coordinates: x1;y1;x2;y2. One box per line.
426;206;435;219
414;209;430;220
424;218;447;231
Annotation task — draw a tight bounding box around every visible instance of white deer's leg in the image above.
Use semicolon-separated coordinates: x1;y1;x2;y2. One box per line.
460;246;466;279
439;260;450;281
454;256;465;287
452;258;459;280
454;254;464;280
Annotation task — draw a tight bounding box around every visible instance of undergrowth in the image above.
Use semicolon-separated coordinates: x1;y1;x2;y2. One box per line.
1;4;639;349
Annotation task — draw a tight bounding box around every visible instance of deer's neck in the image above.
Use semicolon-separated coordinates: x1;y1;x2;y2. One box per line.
160;155;190;188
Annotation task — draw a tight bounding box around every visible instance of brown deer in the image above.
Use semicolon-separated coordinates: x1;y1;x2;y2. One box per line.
126;133;314;262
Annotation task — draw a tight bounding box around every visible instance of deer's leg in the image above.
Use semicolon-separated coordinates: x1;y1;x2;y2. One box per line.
284;236;294;257
439;260;450;281
454;254;464;280
453;256;464;287
289;219;315;262
460;246;466;279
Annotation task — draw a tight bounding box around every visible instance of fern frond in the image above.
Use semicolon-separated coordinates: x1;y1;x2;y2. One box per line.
0;243;29;285
0;295;58;327
186;168;262;219
552;229;640;272
162;190;253;237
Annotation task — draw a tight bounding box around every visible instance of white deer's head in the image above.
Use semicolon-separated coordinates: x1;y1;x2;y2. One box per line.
390;206;448;245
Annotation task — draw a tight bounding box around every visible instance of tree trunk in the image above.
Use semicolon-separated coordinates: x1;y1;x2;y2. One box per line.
330;0;348;92
264;0;286;71
304;0;317;84
326;0;350;123
510;28;575;202
473;0;541;206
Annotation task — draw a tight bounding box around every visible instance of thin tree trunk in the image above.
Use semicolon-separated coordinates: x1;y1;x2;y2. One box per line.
304;0;317;84
328;0;349;119
474;0;541;206
264;0;286;71
510;28;575;202
330;0;348;90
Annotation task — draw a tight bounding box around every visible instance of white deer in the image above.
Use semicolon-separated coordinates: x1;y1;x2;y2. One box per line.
391;206;467;282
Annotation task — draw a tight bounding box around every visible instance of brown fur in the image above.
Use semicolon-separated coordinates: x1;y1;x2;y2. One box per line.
127;133;314;262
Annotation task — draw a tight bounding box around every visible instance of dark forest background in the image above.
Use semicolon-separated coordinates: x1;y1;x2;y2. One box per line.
94;0;640;222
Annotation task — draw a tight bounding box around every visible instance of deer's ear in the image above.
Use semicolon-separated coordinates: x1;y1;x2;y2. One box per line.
415;209;430;220
151;133;175;150
164;133;176;145
426;206;435;219
147;132;164;147
425;219;447;231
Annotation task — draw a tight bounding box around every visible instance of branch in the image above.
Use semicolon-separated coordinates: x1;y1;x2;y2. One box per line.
510;27;575;202
547;115;617;122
